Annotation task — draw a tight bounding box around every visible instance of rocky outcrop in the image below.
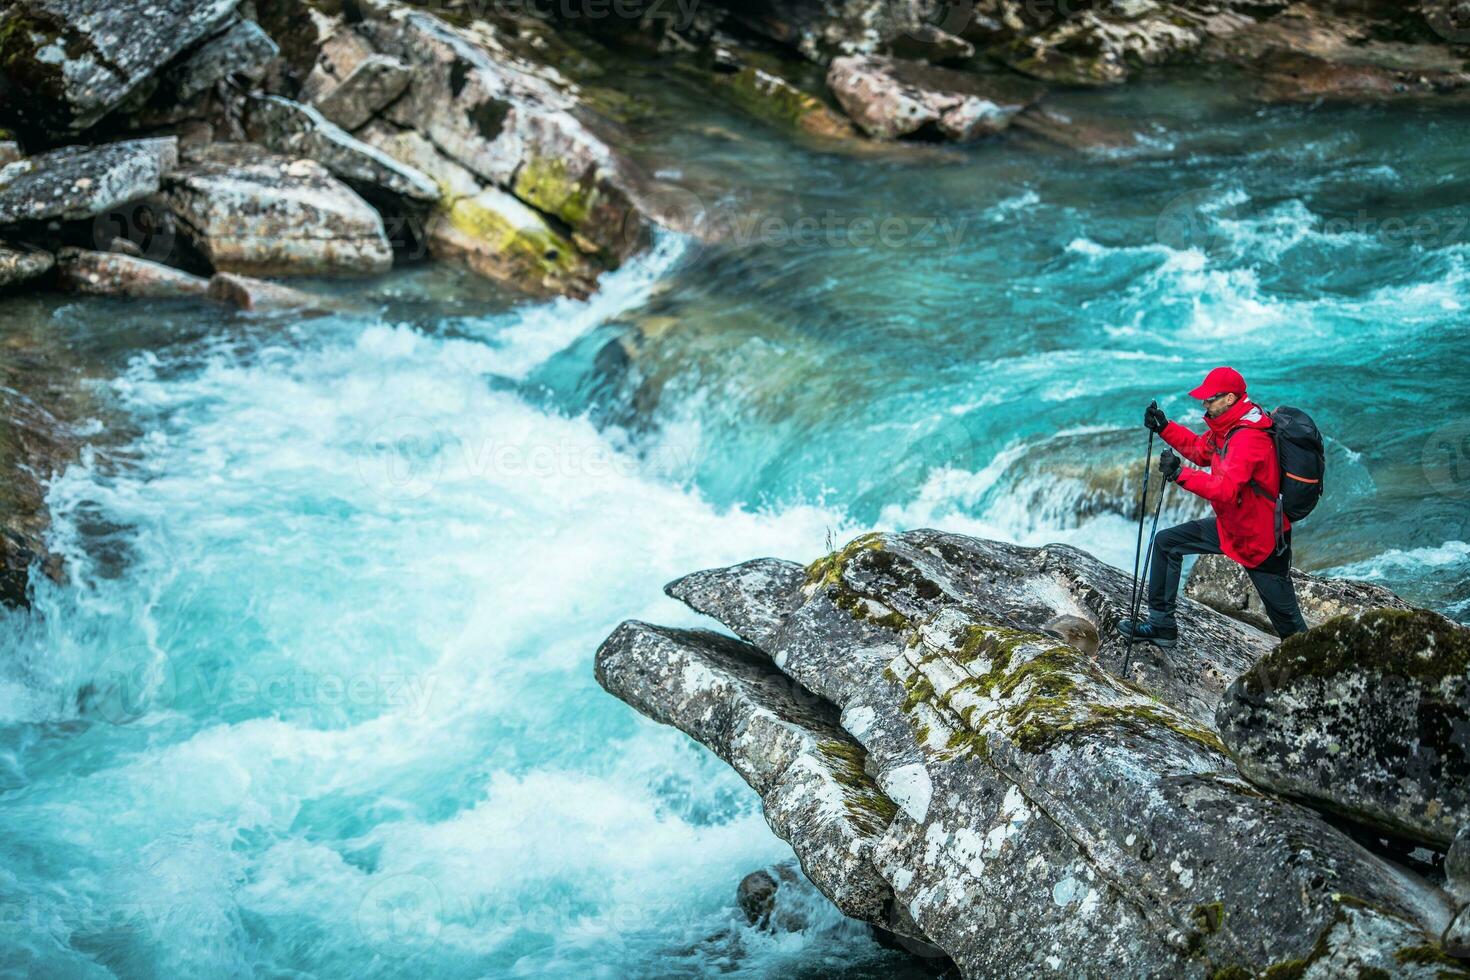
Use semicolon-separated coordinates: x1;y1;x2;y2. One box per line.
0;138;178;225
597;531;1468;978
55;248;211;298
1217;608;1470;849
164;143;393;277
1187;552;1413;634
0;0;240;132
305;52;413;132
827;56;1044;141
711;64;860;141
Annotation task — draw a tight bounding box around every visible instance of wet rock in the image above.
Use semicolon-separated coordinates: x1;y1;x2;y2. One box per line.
721;0;972;63
1187;552;1412;634
594;622;903;929
206;271;323;311
599;531;1464;977
0;242;54;288
736;868;779;926
0;0;240;132
243;96;439;203
55;247;210;298
0;142;22;167
164;142;393;277
826;56;1043;141
310;54;413;131
1010;104;1145;152
1217;608;1470;849
0;138;178;225
169;18;280;101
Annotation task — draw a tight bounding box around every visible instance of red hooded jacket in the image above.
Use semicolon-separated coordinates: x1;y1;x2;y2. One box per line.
1161;397;1286;568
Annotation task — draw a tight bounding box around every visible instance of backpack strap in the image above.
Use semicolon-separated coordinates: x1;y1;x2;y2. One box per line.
1222;423;1288;556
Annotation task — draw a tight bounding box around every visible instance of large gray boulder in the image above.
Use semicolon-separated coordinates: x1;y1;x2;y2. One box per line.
0;138;178;225
0;0;239;132
165;143;392;277
1217;608;1470;849
243;96;439;203
1187;552;1412;634
826;56;1043;141
598;531;1467;978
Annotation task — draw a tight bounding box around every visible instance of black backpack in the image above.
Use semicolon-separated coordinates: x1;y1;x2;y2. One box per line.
1221;405;1325;552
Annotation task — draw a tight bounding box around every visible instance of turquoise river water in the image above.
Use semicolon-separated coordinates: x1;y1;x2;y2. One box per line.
1;62;1468;977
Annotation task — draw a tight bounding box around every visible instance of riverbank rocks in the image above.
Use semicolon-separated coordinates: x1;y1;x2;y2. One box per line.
0;0;240;133
243;96;439;204
1187;552;1412;634
55;248;211;298
827;57;1044;141
206;272;323;312
1217;608;1470;849
598;531;1469;976
0;139;178;225
712;64;860;141
165;143;392;277
1211;3;1470;103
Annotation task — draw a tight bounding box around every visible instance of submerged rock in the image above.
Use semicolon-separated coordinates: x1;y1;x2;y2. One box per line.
1217;608;1470;849
206;271;323;312
826;56;1043;141
0;0;240;133
1187;552;1412;634
55;248;210;298
0;138;178;225
599;531;1467;977
164;143;393;277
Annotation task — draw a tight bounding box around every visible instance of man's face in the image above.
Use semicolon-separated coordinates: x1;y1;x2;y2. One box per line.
1202;391;1238;419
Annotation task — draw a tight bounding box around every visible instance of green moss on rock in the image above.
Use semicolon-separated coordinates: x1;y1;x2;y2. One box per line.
1246;608;1470;695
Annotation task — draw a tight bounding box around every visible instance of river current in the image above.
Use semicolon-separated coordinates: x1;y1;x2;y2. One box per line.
1;64;1468;977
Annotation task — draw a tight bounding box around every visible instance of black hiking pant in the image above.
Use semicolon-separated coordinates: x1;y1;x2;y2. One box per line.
1147;518;1308;639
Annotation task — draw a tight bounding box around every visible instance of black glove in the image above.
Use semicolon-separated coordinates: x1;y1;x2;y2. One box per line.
1144;400;1168;434
1159;449;1182;483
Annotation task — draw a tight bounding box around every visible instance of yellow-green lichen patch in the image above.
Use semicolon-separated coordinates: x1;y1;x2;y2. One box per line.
804;532;886;589
1191;901;1225;935
512;156;598;236
443;191;587;283
817;739;898;836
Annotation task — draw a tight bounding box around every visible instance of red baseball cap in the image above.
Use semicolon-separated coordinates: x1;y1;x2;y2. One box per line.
1188;366;1246;400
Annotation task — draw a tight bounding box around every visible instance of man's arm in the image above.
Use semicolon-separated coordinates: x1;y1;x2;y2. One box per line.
1176;432;1260;504
1160;421;1214;467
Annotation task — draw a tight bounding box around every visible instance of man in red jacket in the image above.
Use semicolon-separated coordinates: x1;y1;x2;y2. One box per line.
1118;366;1307;648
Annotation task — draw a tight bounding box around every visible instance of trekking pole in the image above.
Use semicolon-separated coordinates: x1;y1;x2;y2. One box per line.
1124;470;1171;676
1122;431;1155;674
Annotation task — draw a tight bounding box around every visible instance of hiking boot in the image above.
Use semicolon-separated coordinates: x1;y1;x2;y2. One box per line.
1117;619;1177;649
